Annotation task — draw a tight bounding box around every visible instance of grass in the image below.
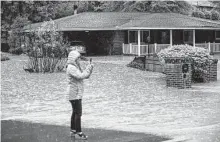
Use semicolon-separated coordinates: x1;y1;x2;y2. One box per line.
1;54;220;139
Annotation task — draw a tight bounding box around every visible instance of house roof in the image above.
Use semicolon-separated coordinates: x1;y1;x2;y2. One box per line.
190;1;215;8
24;12;220;32
119;13;220;29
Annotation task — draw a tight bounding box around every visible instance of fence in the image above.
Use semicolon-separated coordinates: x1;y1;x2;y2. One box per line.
123;42;220;56
123;43;170;55
195;42;220;53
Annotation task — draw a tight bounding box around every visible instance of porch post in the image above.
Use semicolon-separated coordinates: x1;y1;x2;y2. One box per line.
122;43;124;54
170;30;173;47
130;43;132;54
193;29;195;47
138;30;141;56
208;42;211;53
128;31;130;44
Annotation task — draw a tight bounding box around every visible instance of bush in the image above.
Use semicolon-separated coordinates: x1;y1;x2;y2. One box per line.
211;10;220;20
157;44;214;82
1;53;10;61
192;10;205;18
127;56;145;70
8;16;29;50
24;20;69;73
203;10;212;19
24;57;67;73
9;47;23;55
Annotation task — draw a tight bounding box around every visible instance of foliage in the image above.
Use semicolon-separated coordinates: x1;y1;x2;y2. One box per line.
192;10;205;18
25;20;69;73
211;10;220;20
150;2;171;13
1;53;10;61
203;10;212;19
157;44;214;81
95;1;193;14
8;16;30;51
9;47;23;55
127;56;145;70
210;1;220;13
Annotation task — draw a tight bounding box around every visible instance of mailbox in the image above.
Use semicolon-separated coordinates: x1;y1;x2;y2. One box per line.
182;63;190;79
182;64;189;73
165;58;192;89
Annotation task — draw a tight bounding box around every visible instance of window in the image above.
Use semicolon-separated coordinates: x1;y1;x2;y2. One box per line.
141;30;150;44
128;30;150;44
160;31;169;44
129;31;138;43
215;30;220;40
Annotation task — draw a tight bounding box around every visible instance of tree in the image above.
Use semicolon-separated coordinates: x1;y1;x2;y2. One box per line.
209;1;220;12
8;16;30;51
211;10;220;20
192;10;205;19
95;1;193;14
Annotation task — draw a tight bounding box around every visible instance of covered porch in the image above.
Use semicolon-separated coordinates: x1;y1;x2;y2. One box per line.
122;29;220;56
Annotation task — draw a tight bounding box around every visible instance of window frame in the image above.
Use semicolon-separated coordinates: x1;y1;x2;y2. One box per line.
183;30;193;44
128;30;150;44
215;30;220;40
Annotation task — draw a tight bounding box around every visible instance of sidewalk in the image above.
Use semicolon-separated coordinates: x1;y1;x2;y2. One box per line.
1;120;170;142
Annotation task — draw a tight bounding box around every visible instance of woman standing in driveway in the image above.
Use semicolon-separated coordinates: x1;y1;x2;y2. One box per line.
66;50;93;140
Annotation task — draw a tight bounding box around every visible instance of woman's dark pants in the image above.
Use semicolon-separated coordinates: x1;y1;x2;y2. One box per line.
69;99;82;132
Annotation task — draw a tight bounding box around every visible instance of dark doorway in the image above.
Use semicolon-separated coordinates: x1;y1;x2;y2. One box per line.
173;30;184;45
64;31;114;56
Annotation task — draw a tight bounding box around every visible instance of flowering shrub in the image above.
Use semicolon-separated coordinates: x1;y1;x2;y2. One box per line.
157;44;214;82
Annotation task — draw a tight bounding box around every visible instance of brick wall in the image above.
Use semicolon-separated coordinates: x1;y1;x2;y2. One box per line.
164;58;192;89
112;31;125;55
209;59;218;81
145;54;163;73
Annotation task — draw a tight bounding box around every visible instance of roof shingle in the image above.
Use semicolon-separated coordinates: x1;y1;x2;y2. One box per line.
24;12;220;32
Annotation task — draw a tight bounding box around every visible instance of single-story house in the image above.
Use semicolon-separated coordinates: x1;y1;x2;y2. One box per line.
24;12;220;56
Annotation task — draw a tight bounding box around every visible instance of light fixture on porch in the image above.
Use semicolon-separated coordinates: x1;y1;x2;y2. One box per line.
85;31;89;33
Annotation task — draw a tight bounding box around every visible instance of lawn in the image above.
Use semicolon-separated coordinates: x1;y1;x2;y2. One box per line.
1;54;220;141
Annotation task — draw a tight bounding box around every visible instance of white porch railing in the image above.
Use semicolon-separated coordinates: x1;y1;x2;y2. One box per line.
123;43;170;55
210;43;220;53
195;43;208;49
123;43;220;56
122;43;150;55
195;42;220;53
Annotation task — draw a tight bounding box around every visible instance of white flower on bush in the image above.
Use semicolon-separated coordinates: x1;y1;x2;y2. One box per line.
158;44;213;74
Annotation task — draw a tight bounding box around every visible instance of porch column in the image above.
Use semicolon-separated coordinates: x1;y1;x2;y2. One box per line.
193;29;195;47
170;30;173;47
138;30;141;56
